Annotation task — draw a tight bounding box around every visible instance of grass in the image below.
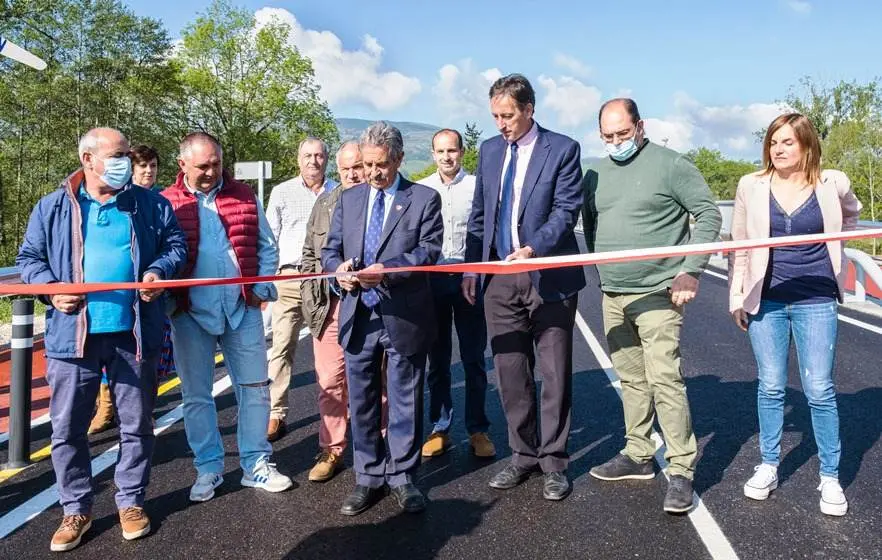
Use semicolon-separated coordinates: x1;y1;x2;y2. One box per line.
0;297;46;324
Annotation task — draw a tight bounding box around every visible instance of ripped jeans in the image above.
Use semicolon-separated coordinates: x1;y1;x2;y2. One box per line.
171;307;273;476
747;299;841;478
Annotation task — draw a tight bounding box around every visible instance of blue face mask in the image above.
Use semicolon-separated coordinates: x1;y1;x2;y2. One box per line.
99;156;132;190
605;138;639;162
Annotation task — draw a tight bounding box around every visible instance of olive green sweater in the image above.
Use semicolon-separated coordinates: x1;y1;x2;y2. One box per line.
582;141;722;293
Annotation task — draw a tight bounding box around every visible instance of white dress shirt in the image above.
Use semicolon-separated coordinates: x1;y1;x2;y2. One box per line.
499;121;539;251
421;168;476;264
266;175;338;268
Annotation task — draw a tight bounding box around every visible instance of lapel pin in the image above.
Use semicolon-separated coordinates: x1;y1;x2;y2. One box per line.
395;204;403;211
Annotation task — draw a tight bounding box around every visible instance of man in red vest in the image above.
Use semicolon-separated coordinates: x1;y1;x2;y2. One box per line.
162;132;293;503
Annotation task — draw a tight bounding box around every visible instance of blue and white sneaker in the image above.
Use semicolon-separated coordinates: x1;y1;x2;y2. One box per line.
241;460;293;493
189;472;224;502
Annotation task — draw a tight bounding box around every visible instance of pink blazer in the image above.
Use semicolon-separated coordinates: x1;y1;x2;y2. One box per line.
728;169;862;314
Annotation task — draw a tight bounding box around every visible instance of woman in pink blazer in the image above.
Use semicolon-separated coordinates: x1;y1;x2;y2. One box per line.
728;113;861;516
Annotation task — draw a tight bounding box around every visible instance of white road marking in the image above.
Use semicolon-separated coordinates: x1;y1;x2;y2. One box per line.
0;329;308;539
575;312;740;560
703;268;882;336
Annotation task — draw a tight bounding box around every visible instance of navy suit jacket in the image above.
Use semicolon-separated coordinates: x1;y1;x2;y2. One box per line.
465;124;586;301
321;177;443;356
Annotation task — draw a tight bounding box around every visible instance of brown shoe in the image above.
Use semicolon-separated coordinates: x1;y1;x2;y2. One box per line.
308;451;343;482
88;384;115;434
470;432;496;458
119;506;151;541
421;432;450;457
267;417;286;442
50;514;92;552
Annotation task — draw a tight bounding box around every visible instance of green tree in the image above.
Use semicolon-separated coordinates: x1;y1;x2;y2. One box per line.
409;163;436;182
687;148;758;200
462;121;481;174
0;0;180;264
173;0;338;200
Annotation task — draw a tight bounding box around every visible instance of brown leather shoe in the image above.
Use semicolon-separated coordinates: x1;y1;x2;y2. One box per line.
267;417;286;442
88;384;115;434
50;514;92;552
308;451;343;482
119;506;151;541
469;432;496;458
421;432;450;457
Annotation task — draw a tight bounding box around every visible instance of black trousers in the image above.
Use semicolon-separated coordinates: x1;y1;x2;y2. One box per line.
484;272;576;472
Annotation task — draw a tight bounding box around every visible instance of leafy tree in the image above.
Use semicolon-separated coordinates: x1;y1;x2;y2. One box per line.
172;0;338;199
0;0;180;264
687;148;758;200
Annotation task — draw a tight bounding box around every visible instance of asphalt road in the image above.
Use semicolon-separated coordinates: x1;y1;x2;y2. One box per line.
1;263;881;560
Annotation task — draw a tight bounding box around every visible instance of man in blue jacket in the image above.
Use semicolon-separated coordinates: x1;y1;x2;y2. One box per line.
17;127;187;552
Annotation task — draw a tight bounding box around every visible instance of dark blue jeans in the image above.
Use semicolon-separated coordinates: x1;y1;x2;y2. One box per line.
46;332;158;514
427;273;490;435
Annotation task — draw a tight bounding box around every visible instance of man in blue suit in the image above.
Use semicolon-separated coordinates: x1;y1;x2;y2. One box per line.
322;121;443;515
464;74;585;501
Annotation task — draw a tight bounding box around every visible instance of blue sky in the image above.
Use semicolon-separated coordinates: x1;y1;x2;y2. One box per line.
129;0;882;159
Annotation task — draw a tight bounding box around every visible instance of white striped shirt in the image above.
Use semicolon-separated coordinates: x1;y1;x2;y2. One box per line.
266;175;338;268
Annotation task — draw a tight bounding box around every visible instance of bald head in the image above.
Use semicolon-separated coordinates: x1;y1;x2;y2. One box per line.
78;128;130;190
178;132;224;192
336;141;364;189
598;97;644;151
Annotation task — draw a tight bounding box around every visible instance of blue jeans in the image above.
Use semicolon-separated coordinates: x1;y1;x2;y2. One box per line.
427;273;489;435
46;333;158;514
170;306;272;477
747;299;841;478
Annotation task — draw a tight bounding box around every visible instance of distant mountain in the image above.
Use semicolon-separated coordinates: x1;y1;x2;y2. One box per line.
335;118;441;176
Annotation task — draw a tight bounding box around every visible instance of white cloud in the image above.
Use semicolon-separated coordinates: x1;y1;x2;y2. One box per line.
254;8;421;111
537;75;603;129
787;0;812;14
432;59;502;122
581;93;785;158
553;53;591;78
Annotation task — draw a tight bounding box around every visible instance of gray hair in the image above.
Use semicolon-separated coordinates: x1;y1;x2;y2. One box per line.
298;136;329;157
179;131;223;160
359;121;404;161
78;127;125;158
335;140;360;162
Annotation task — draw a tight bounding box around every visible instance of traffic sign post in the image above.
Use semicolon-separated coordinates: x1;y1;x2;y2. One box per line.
234;161;273;208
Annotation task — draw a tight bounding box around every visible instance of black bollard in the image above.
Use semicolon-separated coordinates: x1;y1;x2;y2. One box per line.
5;298;34;469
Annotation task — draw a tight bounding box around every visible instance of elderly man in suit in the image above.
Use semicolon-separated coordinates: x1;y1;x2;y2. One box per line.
322;121;443;516
464;73;585;501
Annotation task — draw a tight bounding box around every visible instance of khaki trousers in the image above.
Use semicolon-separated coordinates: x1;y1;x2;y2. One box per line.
602;289;697;478
268;272;305;420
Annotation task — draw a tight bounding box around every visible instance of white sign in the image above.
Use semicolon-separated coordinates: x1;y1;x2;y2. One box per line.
234;161;272;181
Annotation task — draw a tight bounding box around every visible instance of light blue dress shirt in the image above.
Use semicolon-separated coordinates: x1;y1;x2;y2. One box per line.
185;179;279;335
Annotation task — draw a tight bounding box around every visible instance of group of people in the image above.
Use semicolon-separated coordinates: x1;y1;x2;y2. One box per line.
16;72;860;553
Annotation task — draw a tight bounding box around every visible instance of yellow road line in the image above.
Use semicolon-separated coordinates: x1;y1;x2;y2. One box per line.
0;352;225;484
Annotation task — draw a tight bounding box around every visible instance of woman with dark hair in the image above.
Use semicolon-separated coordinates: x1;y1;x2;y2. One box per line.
130;144;161;191
728;113;861;516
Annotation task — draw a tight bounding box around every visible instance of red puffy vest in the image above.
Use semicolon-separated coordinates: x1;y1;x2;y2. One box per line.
162;170;260;310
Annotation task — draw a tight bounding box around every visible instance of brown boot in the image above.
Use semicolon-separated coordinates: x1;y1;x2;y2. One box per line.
267;417;286;442
88;384;115;435
119;506;151;541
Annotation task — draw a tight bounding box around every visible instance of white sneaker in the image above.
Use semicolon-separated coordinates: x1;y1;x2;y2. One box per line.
743;464;778;501
818;476;848;516
189;472;224;502
241;460;293;493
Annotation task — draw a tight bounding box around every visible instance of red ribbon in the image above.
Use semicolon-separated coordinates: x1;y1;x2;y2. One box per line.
3;228;881;296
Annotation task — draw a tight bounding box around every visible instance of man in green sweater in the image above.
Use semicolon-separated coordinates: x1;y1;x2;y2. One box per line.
582;98;721;514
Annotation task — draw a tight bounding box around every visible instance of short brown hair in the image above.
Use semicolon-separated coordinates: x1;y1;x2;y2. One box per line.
761;113;822;186
130;144;159;166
